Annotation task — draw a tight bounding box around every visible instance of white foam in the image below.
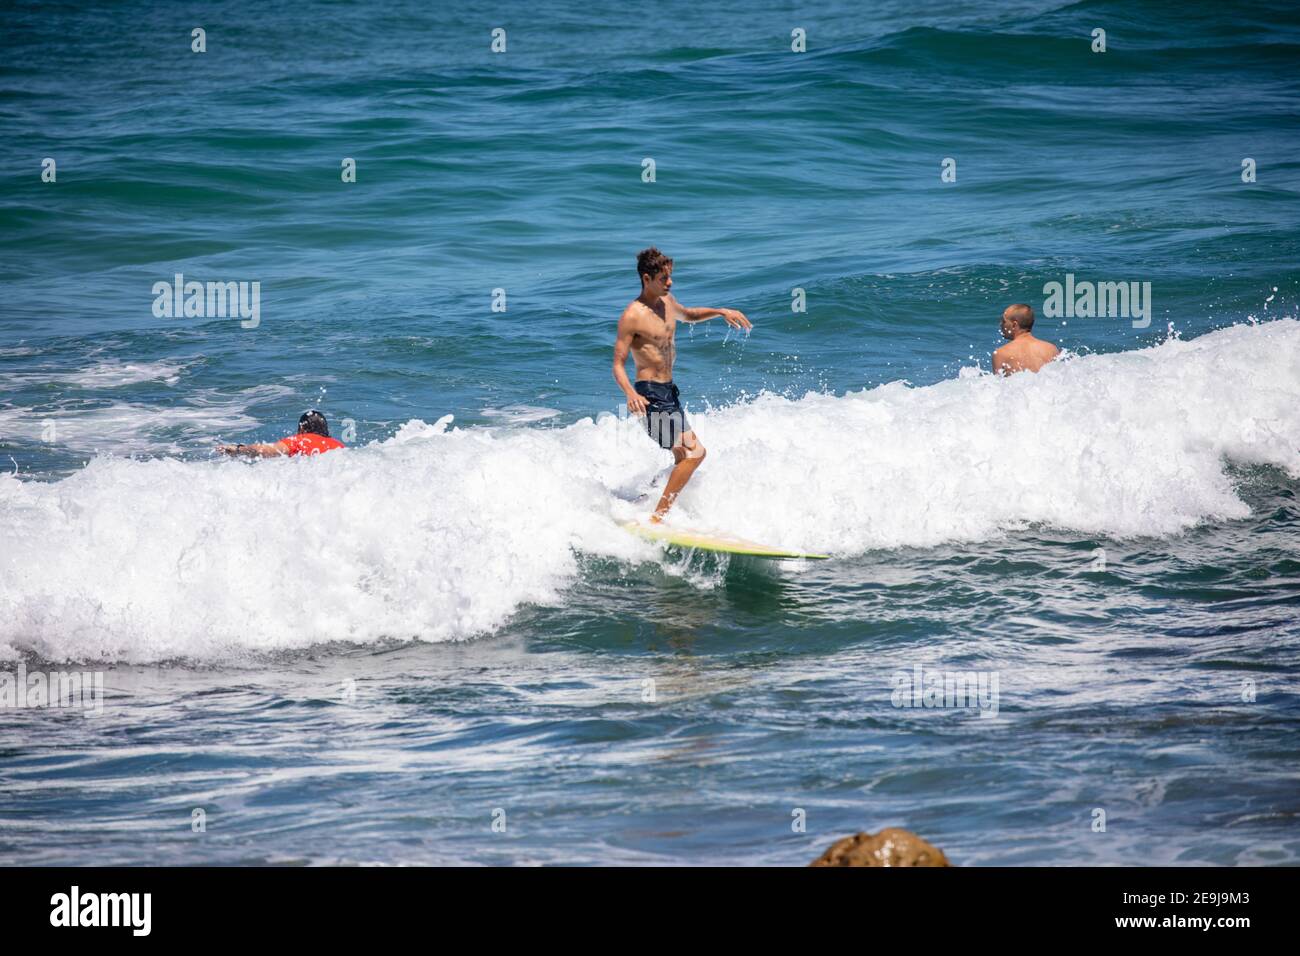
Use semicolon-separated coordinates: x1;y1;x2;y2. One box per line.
0;384;293;455
0;359;186;390
2;320;1298;663
480;404;561;423
61;360;186;388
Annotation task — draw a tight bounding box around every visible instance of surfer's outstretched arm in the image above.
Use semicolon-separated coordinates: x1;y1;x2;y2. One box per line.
679;304;752;329
218;442;288;458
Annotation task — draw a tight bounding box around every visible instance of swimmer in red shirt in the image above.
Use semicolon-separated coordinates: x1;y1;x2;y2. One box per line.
218;410;345;458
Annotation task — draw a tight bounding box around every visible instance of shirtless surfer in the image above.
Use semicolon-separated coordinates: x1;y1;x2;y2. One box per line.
613;247;752;521
992;304;1059;375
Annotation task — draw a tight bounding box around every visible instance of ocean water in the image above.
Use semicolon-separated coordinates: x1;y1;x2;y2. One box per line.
1;0;1299;865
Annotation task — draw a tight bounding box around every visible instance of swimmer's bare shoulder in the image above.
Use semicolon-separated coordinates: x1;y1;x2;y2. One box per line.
1022;338;1060;371
992;341;1016;375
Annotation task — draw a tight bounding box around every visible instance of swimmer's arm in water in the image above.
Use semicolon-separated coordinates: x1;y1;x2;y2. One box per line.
218;441;288;458
612;308;648;416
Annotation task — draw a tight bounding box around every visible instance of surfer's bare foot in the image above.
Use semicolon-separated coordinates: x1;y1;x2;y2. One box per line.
649;513;664;524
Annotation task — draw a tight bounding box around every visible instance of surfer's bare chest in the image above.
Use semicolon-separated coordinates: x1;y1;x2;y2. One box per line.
630;303;680;367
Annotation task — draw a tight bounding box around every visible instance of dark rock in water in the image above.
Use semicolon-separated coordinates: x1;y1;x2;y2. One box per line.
810;828;951;867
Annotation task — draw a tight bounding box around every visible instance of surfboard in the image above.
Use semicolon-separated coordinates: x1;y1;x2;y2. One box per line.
622;520;829;560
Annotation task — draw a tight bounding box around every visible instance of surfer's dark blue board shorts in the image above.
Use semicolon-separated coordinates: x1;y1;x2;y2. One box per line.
634;380;690;450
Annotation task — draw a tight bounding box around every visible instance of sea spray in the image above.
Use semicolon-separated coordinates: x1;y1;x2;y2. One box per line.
2;320;1298;663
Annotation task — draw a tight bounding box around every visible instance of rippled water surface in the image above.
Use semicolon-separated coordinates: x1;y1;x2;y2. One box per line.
1;0;1298;865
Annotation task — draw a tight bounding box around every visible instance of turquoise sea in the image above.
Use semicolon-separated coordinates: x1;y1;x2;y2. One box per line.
1;0;1299;865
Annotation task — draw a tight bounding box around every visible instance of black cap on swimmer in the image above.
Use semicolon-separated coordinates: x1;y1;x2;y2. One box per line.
298;410;330;437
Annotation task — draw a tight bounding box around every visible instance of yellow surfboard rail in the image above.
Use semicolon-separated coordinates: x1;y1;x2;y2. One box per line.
622;520;829;560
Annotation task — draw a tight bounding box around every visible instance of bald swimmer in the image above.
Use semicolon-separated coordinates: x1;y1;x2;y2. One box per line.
992;304;1059;375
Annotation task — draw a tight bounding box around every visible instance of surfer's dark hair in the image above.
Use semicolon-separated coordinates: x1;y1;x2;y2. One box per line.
1006;303;1035;330
637;247;673;284
298;410;330;437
